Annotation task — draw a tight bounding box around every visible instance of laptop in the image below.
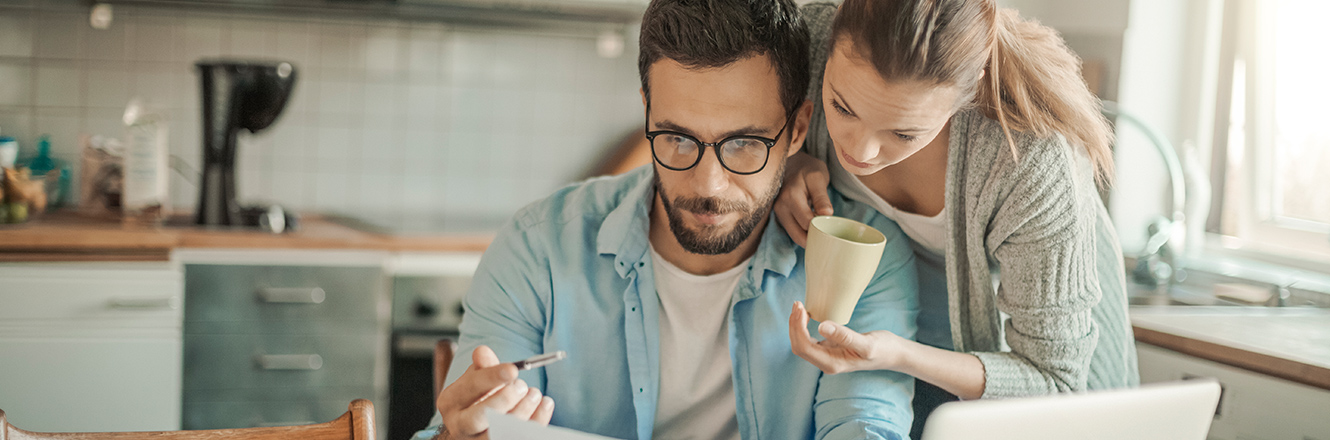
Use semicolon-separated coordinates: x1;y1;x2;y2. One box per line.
921;380;1222;440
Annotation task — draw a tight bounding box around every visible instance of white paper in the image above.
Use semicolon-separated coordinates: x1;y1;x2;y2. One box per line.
485;409;625;440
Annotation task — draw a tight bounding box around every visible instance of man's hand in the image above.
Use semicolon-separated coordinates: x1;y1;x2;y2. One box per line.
435;345;556;440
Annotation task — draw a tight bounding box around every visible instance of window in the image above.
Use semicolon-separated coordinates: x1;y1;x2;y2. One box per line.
1209;0;1330;265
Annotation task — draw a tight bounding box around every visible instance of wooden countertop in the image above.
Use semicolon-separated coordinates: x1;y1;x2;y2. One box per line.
1131;307;1330;391
0;211;493;262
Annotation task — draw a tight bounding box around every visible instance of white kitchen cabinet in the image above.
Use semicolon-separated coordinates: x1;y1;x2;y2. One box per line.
0;263;184;432
1137;343;1330;440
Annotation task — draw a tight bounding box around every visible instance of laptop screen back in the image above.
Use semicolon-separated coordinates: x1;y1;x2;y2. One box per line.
921;380;1221;440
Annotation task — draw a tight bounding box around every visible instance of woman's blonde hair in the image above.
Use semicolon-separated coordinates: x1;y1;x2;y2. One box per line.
831;0;1115;185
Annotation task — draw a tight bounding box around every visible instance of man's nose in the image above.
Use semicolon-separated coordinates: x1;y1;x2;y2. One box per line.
690;147;730;196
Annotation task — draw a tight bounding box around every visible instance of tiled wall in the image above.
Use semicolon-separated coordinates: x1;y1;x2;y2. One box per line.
0;0;644;223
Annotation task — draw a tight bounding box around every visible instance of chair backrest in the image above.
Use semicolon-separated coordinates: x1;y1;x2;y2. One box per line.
434;338;457;400
1;399;375;440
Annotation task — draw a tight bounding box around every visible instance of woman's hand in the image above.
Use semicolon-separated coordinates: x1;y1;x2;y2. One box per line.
775;152;835;247
788;301;905;375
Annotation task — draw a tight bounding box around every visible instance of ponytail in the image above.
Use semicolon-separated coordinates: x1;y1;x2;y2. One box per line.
979;9;1115;185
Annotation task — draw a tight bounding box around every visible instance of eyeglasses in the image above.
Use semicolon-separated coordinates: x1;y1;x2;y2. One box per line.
645;110;796;175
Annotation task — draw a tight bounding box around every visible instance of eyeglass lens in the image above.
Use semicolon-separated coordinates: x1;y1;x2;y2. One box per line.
652;134;769;174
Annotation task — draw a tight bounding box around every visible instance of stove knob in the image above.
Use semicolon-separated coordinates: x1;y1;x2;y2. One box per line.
414;298;440;318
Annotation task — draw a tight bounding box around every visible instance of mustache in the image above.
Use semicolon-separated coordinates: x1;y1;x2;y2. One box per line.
669;196;748;216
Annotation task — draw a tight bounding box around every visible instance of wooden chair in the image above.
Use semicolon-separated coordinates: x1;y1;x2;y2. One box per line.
0;399;375;440
433;338;457;400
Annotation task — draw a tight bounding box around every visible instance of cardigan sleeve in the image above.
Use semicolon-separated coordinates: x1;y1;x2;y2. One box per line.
972;133;1102;397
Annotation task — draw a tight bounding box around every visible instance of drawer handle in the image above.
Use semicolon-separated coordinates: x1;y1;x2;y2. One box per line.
256;354;324;370
258;287;326;304
108;296;180;310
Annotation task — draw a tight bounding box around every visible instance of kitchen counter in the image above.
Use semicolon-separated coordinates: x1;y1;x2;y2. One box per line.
0;211;494;262
1131;306;1330;391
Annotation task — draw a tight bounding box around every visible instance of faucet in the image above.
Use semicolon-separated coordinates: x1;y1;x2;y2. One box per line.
1100;101;1190;289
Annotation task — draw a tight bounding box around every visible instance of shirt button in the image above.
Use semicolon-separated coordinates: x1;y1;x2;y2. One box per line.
639;388;644;393
637;262;645;267
631;306;637;312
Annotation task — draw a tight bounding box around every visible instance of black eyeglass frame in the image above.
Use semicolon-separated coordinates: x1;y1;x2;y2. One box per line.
644;109;798;175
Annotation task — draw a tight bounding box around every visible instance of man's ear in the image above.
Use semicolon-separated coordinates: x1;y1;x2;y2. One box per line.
786;99;815;158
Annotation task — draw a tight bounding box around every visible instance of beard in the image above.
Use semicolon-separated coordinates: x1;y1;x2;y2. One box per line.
653;163;784;255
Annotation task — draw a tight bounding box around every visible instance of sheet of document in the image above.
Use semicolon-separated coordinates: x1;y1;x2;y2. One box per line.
485;409;626;440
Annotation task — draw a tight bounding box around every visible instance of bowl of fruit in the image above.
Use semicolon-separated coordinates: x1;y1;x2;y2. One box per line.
1;167;55;225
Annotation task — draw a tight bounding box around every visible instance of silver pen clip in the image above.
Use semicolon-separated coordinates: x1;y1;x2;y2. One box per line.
512;351;568;370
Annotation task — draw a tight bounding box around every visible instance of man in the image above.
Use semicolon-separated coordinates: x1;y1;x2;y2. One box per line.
416;0;918;439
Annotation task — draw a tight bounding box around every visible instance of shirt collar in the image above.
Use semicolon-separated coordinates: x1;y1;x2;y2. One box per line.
596;168;799;282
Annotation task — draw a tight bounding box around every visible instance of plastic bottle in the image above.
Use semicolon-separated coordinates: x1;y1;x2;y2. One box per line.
122;99;169;226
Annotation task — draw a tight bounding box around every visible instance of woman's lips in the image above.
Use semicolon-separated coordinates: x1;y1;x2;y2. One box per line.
839;150;874;169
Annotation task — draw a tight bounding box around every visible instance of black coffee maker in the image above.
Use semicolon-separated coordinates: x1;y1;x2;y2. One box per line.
195;60;297;230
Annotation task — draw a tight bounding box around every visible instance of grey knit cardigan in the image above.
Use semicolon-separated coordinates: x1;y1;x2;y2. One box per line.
801;2;1139;397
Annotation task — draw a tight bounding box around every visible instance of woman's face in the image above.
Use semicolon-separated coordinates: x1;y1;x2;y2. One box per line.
822;40;964;176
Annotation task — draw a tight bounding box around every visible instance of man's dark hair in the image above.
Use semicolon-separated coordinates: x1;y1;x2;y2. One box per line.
638;0;811;115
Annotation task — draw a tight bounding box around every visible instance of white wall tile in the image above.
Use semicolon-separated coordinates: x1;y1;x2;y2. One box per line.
83;12;127;61
0;11;34;57
229;20;276;59
35;61;83;107
180;15;226;63
84;60;130;108
406;24;444;81
130;66;176;109
272;21;312;69
364;25;402;80
447;31;495;88
0;109;34;146
129;14;180;62
32;106;80;160
0;61;32;106
316;22;366;70
34;11;81;59
362;80;402;120
312;170;353;212
82;107;122;140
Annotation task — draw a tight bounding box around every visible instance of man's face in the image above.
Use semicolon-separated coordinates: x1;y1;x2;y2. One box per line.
644;55;809;255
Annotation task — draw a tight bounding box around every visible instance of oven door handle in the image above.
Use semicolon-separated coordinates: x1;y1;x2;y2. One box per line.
255;354;324;370
258;287;326;304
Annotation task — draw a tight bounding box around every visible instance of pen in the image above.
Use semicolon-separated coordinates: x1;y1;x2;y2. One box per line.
512;351;567;370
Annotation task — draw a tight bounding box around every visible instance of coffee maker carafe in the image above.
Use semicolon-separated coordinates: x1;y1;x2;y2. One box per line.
195;60;296;228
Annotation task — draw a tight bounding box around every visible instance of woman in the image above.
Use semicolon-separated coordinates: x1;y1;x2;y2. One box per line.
780;0;1138;437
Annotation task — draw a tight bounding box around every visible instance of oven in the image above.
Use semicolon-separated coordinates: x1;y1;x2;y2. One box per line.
385;253;479;440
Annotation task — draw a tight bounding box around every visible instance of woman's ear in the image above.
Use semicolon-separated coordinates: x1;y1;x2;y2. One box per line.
786;99;816;158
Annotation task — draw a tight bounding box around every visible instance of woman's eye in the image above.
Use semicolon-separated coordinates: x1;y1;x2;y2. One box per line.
829;99;853;117
896;133;917;142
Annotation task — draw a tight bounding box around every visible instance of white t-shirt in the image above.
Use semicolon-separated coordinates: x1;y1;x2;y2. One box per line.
649;246;747;440
833;161;948;255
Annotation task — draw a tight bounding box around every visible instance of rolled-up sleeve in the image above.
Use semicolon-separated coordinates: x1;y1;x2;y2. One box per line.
813;198;920;440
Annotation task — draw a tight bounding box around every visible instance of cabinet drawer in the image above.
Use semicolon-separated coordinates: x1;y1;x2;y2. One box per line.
183;391;376;430
184;265;384;324
0;264;182;324
183;333;382;390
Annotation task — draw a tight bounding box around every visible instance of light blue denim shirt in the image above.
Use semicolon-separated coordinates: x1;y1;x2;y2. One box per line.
414;166;919;440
